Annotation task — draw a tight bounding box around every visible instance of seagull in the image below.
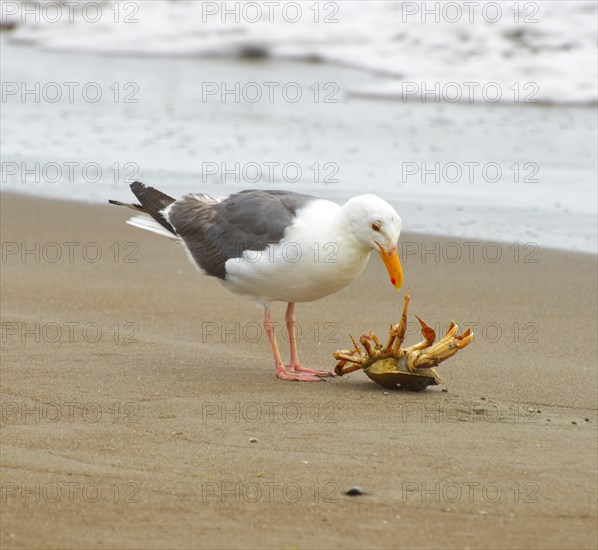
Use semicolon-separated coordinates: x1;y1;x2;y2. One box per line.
110;182;403;381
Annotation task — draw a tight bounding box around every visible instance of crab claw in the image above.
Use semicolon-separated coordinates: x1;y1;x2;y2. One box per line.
415;315;436;346
443;321;458;339
411;329;474;369
456;329;474;349
459;328;472;340
403;315;437;357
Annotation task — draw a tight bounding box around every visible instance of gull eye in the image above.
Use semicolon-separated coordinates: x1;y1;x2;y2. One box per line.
371;222;381;232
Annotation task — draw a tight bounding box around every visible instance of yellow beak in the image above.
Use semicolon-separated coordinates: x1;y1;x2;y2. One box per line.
375;241;403;290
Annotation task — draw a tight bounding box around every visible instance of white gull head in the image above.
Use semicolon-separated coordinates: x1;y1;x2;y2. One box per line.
340;194;404;289
341;194;402;250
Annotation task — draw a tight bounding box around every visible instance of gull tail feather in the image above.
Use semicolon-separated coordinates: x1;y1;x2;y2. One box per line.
126;215;178;239
109;181;178;238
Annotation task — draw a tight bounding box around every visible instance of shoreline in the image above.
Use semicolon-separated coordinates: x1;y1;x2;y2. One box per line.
2;191;597;258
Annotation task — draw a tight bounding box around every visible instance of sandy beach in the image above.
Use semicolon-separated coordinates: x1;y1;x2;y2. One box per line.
1;192;596;549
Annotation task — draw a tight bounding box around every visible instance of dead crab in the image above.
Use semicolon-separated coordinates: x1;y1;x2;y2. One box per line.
333;292;474;391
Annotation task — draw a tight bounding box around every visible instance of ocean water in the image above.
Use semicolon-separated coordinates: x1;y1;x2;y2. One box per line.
3;0;597;105
1;2;597;253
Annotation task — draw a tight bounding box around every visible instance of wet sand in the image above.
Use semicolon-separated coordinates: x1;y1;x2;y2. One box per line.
1;193;596;549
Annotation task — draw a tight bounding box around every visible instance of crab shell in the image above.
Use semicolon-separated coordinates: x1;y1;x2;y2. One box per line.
363;356;441;391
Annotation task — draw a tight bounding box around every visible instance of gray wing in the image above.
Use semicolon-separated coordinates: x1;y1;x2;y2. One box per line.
166;189;316;279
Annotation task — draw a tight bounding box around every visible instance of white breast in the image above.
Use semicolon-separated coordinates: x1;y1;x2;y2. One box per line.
222;199;372;303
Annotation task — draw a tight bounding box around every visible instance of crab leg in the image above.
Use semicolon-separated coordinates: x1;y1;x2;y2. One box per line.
403;316;436;354
333;349;366;376
332;350;364;364
387;290;410;354
360;331;381;359
333;334;364;374
411;329;474;369
370;332;382;349
335;362;366;376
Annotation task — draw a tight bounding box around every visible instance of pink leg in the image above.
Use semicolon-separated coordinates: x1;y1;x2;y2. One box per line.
263;304;322;382
285;303;334;377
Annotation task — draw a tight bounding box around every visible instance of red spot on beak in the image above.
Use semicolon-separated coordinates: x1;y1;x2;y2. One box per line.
391;278;396;285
